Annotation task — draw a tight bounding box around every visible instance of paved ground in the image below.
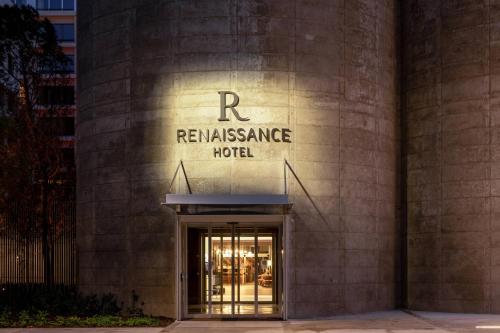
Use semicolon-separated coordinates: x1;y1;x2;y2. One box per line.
165;311;500;333
4;310;500;332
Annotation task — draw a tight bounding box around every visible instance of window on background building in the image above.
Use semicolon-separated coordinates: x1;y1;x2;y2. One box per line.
0;92;7;117
15;0;74;10
40;54;74;74
62;147;74;163
62;0;73;10
60;147;75;175
53;24;74;42
15;0;36;6
38;117;75;136
0;91;16;117
35;0;48;9
39;86;75;106
48;0;61;10
24;0;75;10
64;55;75;73
60;116;75;136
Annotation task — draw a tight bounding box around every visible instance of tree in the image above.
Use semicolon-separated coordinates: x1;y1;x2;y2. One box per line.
0;5;74;285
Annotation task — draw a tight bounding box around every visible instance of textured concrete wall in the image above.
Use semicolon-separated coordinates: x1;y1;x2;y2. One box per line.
77;0;399;318
285;1;399;317
404;0;500;313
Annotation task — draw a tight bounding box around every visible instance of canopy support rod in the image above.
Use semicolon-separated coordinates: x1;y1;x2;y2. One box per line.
284;159;328;226
180;160;192;194
284;160;287;195
168;160;192;194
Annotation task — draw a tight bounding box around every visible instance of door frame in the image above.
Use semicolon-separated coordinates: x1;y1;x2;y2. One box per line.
175;214;287;320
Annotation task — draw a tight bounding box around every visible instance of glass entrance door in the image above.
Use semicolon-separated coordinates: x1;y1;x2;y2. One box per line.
185;223;281;318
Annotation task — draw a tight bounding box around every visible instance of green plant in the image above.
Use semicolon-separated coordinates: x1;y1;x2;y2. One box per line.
49;315;66;326
125;316;160;327
63;316;81;327
0;284;122;317
0;285;168;328
0;313;165;328
17;310;31;327
33;310;48;326
85;315;120;327
0;309;11;328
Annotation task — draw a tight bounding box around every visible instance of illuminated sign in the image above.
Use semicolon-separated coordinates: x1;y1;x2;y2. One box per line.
176;91;292;158
217;91;248;121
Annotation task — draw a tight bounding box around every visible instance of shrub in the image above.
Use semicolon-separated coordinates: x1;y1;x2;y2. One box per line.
0;313;163;328
125;316;160;327
33;310;49;326
0;284;121;317
0;310;11;328
0;284;168;328
17;310;31;327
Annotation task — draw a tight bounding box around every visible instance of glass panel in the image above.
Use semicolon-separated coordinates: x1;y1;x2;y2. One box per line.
63;24;75;41
64;55;75;73
54;24;74;42
41;55;74;74
258;231;279;315
234;230;256;315
208;228;232;315
62;0;73;10
187;227;208;314
209;231;221;313
36;0;48;9
221;235;233;312
38;86;74;106
49;0;61;10
185;224;281;318
15;0;36;6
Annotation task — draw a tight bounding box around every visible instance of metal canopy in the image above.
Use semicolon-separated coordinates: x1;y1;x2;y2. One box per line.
162;194;290;206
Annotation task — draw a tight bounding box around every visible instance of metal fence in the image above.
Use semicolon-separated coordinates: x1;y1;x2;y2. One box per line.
0;201;77;285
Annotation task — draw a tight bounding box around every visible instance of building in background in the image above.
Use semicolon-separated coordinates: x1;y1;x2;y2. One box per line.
13;0;76;180
0;0;78;286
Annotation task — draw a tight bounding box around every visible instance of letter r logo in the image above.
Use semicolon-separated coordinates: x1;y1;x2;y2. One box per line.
218;91;249;121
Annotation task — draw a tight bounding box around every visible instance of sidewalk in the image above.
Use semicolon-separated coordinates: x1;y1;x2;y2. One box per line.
166;310;500;333
0;329;165;333
3;310;500;332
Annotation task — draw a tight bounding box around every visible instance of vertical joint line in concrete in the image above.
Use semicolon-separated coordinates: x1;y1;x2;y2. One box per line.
488;0;493;311
399;0;408;310
341;0;346;311
438;0;444;309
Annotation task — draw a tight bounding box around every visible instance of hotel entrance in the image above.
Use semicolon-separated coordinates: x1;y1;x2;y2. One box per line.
178;215;285;319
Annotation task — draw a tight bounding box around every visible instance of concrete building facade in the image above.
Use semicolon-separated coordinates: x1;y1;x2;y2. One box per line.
76;0;500;319
404;0;500;313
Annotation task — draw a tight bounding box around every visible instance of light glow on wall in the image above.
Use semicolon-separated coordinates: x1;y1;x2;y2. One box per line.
158;70;297;195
